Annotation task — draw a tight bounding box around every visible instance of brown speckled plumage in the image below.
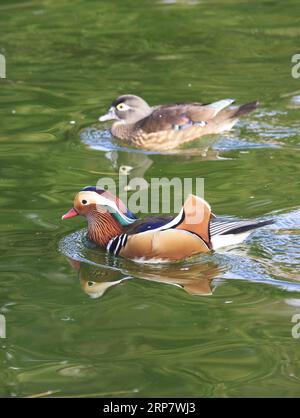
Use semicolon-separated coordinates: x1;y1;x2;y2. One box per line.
99;94;259;151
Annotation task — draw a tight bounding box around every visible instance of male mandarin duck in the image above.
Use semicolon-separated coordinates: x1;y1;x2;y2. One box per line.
62;186;273;262
98;94;259;151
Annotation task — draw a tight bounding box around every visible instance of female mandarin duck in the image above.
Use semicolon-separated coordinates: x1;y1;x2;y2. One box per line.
98;95;259;151
62;186;273;262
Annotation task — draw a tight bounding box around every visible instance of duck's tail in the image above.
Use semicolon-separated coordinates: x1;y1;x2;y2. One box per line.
203;100;259;135
231;100;260;118
210;218;274;250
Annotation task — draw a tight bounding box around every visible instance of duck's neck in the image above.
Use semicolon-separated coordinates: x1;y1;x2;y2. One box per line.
111;122;135;141
87;210;124;247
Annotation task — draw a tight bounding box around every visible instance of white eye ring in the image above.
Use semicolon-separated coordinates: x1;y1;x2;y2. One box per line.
82;199;88;205
116;103;130;111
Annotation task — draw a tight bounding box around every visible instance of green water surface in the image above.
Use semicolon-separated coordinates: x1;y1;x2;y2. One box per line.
0;0;300;397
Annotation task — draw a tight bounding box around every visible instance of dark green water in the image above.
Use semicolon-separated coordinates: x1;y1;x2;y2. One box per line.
1;0;300;397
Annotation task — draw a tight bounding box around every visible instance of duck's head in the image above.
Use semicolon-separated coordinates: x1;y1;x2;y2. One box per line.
62;187;136;247
99;94;152;124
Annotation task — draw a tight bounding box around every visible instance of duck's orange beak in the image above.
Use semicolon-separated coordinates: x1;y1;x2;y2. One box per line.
62;208;79;220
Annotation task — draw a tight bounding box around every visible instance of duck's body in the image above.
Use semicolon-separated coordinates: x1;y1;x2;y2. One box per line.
62;187;273;263
99;95;259;151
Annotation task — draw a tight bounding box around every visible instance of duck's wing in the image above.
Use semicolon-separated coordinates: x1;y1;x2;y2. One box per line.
138;105;204;133
172;194;212;247
124;215;174;234
138;100;237;133
106;195;213;260
171;100;258;122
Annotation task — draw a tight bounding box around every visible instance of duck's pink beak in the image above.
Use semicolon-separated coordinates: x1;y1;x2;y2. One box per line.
62;208;79;220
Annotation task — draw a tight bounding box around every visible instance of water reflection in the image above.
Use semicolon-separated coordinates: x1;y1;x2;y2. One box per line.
160;0;200;5
66;254;223;299
105;150;153;190
67;257;132;298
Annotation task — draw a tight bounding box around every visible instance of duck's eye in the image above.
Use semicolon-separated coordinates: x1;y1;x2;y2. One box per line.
116;103;129;111
87;281;94;287
82;199;88;205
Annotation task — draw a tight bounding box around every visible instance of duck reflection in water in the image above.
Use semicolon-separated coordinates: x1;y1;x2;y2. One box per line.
105;150;153;192
66;255;224;299
104;143;222;188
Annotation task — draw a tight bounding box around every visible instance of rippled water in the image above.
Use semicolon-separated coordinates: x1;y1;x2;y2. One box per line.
0;0;300;397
